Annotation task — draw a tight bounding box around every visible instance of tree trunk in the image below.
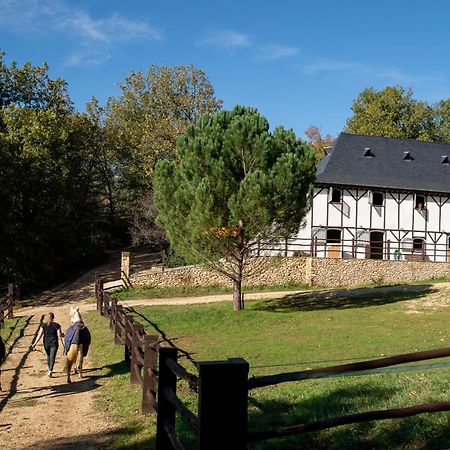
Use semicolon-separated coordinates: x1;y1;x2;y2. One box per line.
232;278;243;311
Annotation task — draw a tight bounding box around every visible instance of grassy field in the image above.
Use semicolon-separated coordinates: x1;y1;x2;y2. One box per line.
87;283;450;449
110;282;309;302
0;316;30;355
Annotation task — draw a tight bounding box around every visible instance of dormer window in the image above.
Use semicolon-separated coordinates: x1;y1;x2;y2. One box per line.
363;147;374;158
330;188;341;203
403;151;414;161
372;192;384;206
442;155;449;165
415;194;426;210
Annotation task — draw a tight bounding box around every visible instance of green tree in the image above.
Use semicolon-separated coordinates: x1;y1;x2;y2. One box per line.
105;64;222;200
346;86;436;141
153;106;316;310
0;50;71;112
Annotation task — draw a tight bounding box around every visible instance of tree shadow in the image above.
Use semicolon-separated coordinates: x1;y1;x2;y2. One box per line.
254;284;434;312
247;382;450;449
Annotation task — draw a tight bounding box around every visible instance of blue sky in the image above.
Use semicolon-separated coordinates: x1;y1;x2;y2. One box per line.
1;0;450;138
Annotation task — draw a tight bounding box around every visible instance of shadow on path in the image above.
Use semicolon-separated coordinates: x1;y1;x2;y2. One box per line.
0;315;37;413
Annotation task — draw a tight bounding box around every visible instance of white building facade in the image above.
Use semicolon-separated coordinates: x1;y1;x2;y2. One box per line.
291;133;450;262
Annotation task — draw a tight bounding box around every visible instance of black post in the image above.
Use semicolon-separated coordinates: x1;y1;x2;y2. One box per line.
156;347;178;450
198;358;249;450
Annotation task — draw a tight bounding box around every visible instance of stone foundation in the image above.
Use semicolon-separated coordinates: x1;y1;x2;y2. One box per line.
129;257;450;289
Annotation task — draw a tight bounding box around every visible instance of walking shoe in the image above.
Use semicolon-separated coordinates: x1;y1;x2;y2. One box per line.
48;371;53;378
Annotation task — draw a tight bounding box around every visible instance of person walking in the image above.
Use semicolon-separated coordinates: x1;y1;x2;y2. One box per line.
31;312;64;377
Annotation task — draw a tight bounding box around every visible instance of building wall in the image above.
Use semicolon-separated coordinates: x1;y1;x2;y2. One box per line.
295;187;450;262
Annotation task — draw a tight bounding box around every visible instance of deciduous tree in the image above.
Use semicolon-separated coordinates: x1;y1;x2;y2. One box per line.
346;86;436;141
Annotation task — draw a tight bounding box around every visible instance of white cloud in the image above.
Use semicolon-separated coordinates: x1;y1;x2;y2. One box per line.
303;59;359;74
256;45;299;61
302;58;442;85
200;30;252;49
0;0;162;66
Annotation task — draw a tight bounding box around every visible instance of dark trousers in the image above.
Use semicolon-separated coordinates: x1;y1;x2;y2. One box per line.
44;345;58;372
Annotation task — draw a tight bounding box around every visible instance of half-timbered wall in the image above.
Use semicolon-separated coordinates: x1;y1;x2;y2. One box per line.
294;186;450;262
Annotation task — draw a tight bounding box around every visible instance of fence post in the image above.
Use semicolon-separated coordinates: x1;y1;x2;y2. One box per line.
156;347;178;450
102;292;110;317
142;334;159;415
109;297;115;330
198;358;249;450
7;283;14;319
124;314;133;365
114;303;123;345
98;278;104;315
130;323;144;385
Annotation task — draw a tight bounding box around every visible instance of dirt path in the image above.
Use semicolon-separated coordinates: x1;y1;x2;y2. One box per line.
0;261;119;450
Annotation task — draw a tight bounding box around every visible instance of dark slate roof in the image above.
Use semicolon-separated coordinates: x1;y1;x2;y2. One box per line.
316;133;450;194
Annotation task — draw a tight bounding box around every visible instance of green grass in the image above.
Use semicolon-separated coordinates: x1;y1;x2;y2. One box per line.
84;311;157;449
87;284;450;449
110;282;309;302
0;315;30;356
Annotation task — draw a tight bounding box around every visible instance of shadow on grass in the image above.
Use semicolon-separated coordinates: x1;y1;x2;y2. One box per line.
255;284;435;312
247;382;450;449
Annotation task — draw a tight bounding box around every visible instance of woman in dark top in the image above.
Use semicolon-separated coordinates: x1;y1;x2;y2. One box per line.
31;312;64;377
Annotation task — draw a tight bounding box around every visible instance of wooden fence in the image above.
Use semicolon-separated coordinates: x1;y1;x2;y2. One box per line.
95;274;450;449
0;284;18;330
95;273;159;415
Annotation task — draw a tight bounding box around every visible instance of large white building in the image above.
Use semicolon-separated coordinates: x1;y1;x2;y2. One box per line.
293;133;450;262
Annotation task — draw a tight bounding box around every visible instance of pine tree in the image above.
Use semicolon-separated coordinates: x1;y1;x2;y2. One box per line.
154;106;316;310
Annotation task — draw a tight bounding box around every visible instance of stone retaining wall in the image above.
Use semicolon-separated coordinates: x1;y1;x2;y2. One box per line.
130;257;308;288
129;256;450;289
310;258;450;287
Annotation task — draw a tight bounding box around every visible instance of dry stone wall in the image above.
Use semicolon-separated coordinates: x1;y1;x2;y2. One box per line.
130;257;307;288
310;258;450;288
129;256;450;289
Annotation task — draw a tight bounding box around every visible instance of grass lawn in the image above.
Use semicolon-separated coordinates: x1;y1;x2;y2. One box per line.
110;282;310;302
87;283;450;449
0;315;30;354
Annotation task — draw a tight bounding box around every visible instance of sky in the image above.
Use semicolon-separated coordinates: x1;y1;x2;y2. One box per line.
1;0;450;138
